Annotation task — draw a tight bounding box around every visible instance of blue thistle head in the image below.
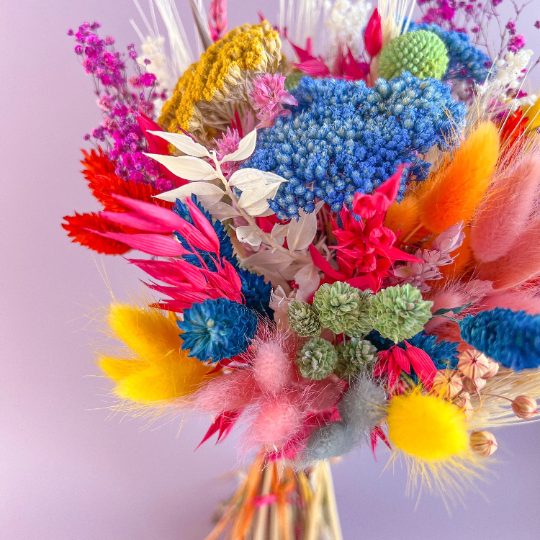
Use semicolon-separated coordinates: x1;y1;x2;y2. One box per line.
178;298;258;363
460;308;540;371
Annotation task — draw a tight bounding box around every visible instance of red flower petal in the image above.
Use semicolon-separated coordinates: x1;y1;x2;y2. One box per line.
364;8;383;57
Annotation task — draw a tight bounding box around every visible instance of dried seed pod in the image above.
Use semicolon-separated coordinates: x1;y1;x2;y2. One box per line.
481;358;499;379
432;369;463;399
458;349;490;379
455;392;474;419
462;376;487;393
470;430;498;457
512;395;538;419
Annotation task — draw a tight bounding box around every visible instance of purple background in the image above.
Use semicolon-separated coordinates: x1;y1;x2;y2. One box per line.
2;1;540;538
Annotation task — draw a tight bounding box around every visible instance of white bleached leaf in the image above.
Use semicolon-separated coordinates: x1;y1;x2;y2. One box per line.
242;249;295;271
155;182;226;204
257;208;276;217
207;201;240;221
145;153;217;180
229;168;268;190
147;131;210;157
237;183;280;211
287;208;318;252
236;226;262;248
294;264;321;302
271;223;289;239
221;129;258;163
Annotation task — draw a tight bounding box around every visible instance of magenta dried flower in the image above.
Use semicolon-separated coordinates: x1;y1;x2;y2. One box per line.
215;127;241;177
250;74;298;128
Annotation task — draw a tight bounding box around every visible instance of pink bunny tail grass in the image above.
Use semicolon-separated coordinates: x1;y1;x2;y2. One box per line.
192;369;257;415
424;279;493;333
478;291;540;315
245;395;305;450
477;217;540;290
252;341;295;395
471;153;540;263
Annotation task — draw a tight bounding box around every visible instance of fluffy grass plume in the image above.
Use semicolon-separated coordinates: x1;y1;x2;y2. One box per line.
471;153;540;263
477;217;540;290
99;303;216;403
419;122;500;234
384;195;425;241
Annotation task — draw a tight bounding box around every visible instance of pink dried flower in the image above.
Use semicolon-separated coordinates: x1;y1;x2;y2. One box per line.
250;74;298;128
215;127;241;176
508;35;526;53
209;0;228;42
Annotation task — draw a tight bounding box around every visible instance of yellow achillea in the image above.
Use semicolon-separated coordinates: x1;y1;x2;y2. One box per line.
386;386;485;505
159;21;282;145
99;303;217;404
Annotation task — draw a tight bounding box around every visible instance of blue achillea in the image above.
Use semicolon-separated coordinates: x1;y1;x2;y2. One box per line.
366;330;459;369
173;197;273;318
460;309;540;372
243;73;465;219
408;22;490;83
178;298;258;362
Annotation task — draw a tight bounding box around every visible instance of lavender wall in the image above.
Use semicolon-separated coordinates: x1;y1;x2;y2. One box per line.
1;1;540;539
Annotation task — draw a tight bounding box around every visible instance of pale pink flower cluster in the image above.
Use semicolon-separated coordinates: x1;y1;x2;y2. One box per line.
392;222;465;292
250;74;298;128
215;127;241;177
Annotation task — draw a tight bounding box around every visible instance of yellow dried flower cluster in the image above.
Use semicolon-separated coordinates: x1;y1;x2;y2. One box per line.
159;21;283;145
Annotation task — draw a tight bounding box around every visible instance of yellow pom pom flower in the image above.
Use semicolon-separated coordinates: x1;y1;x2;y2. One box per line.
98;303;218;405
388;389;468;460
385;386;485;506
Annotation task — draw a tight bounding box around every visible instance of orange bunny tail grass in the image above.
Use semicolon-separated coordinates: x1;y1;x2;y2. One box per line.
470;152;540;263
477;217;540;290
419;122;500;234
384;195;419;237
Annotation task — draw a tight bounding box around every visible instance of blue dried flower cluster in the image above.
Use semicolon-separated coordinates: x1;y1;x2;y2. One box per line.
460;308;540;372
366;329;459;369
242;73;465;219
178;298;258;362
173;196;272;318
408;22;491;83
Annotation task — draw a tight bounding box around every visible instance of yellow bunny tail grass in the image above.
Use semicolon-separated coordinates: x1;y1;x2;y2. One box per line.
419;122;500;234
108;302;184;360
386;386;485;506
99;303;217;404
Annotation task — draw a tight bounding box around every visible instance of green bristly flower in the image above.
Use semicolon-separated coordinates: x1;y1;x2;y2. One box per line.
313;282;372;336
288;300;321;337
369;284;433;343
335;339;378;380
379;30;449;81
296;337;338;380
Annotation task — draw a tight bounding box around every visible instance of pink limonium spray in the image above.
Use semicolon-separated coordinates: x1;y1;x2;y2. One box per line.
250;74;298;129
392;222;465;292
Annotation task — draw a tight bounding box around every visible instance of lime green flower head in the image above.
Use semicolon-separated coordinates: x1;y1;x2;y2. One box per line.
378;30;449;81
296;338;338;380
369;284;433;343
288;300;321;337
313;282;372;336
335;339;378;380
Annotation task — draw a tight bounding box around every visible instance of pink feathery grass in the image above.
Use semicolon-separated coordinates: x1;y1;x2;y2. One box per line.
471;153;540;263
478;291;540;315
477;217;540;289
251;341;294;395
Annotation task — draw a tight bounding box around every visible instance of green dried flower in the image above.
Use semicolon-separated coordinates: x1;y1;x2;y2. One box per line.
288;300;321;337
284;71;305;91
369;284;433;343
378;30;449;81
313;282;371;335
296;338;338;380
335;339;378;379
